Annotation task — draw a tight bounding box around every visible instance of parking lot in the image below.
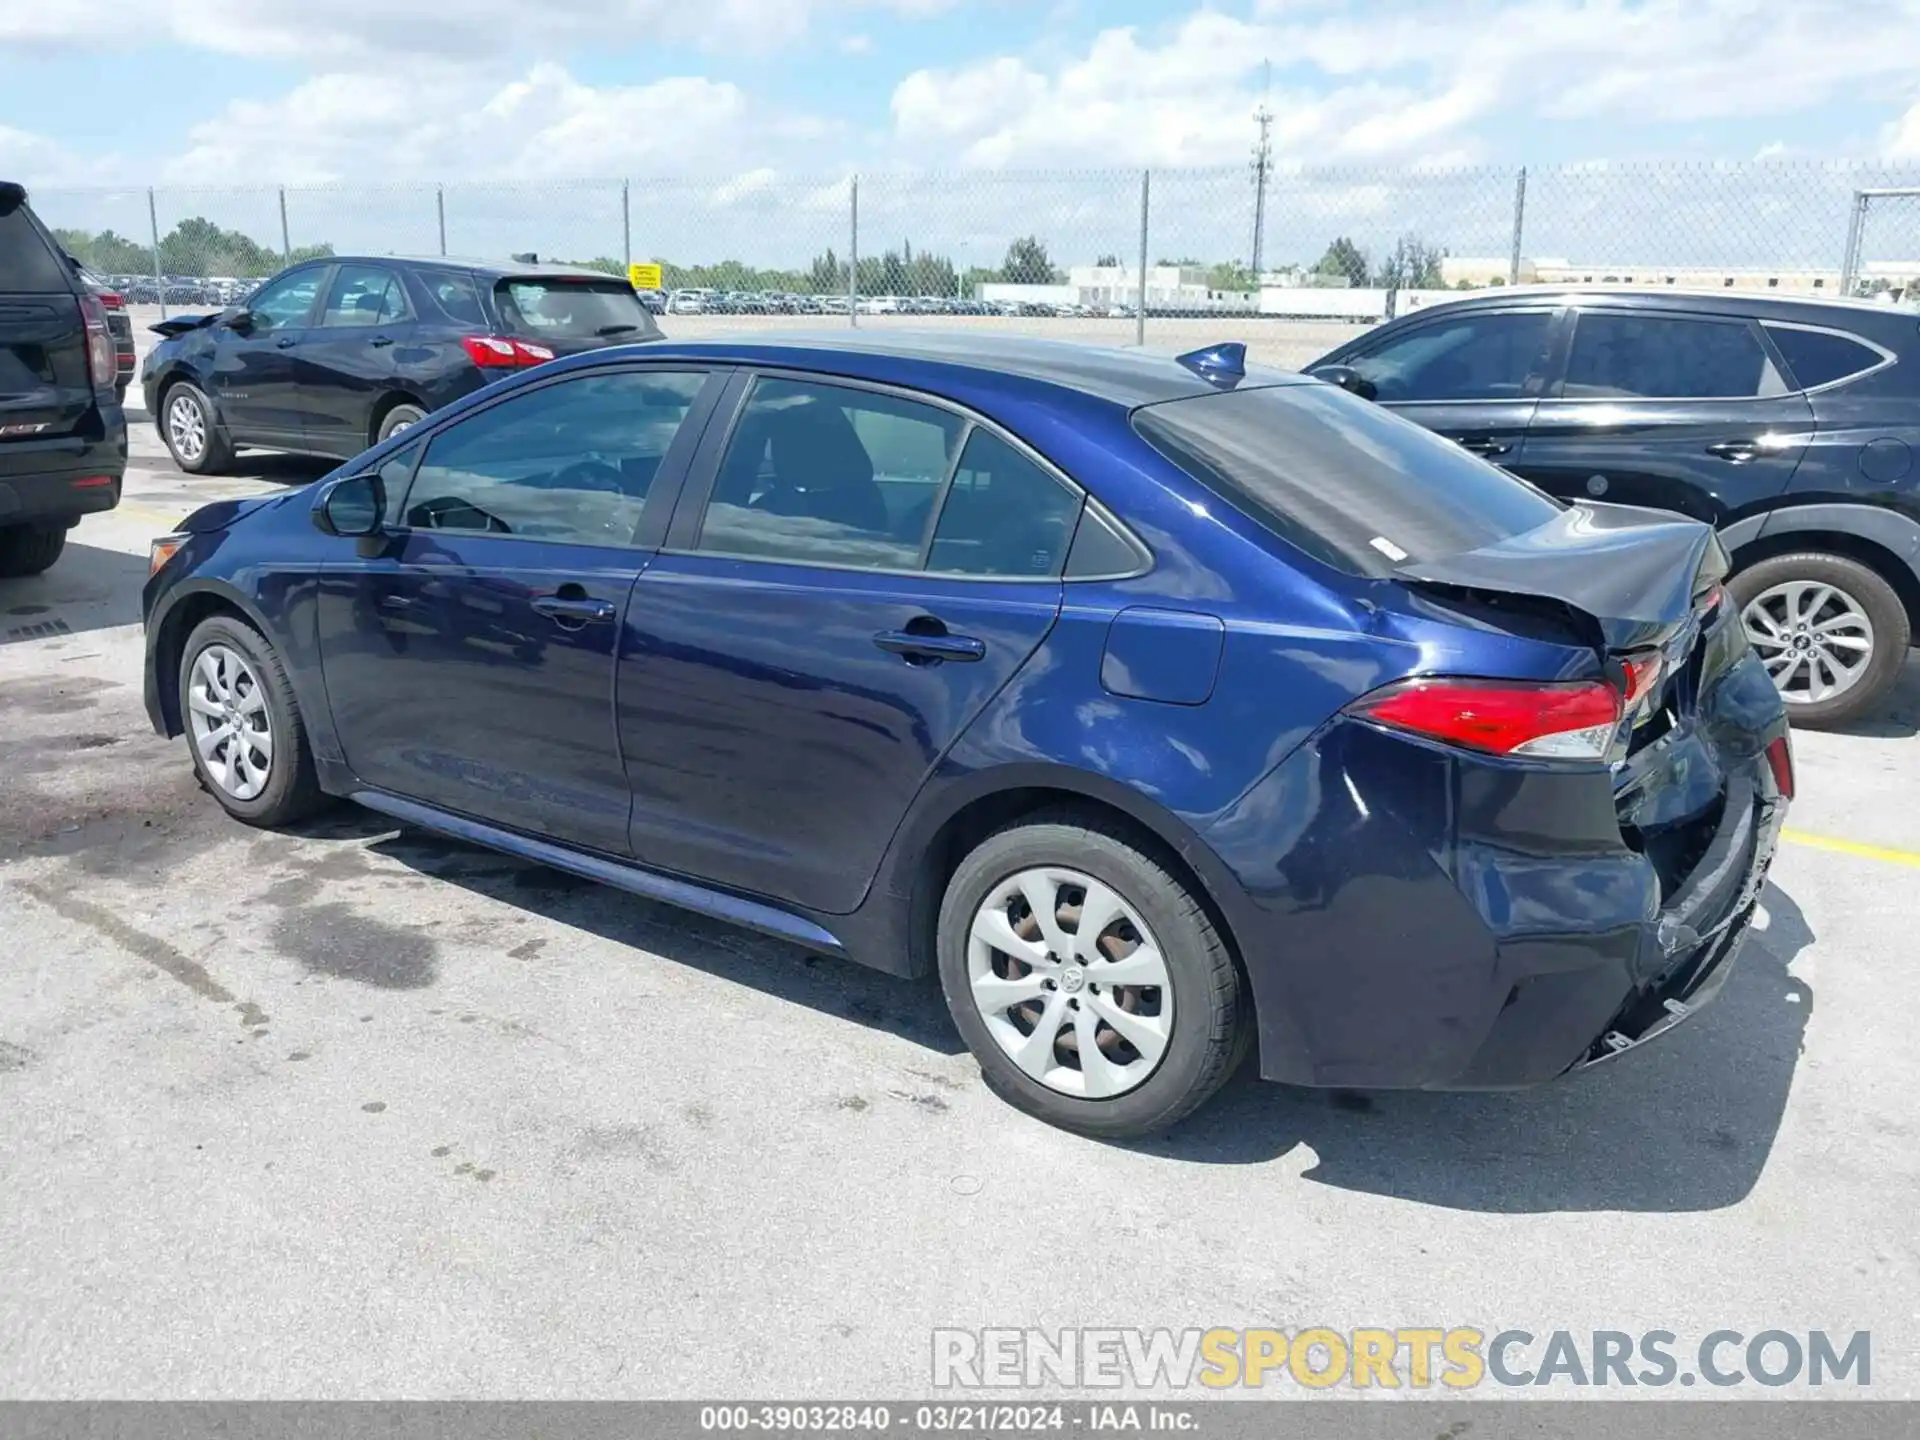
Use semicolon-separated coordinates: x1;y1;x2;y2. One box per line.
3;319;1919;1399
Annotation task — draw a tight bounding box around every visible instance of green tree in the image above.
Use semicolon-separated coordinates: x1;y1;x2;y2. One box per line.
1206;261;1258;292
999;235;1062;284
1312;236;1370;288
1095;252;1120;267
1372;233;1447;290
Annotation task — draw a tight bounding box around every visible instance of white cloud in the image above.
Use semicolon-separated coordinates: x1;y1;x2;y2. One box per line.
1884;100;1920;159
889;0;1920;169
158;63;796;185
0;124;125;185
839;32;874;54
0;0;951;59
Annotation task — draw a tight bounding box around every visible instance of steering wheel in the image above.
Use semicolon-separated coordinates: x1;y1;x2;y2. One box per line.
548;459;628;496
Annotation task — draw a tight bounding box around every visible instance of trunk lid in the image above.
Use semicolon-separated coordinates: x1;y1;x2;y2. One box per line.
0;292;90;440
1399;501;1774;916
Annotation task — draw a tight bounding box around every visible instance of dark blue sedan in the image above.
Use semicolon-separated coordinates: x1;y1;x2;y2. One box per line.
140;333;1792;1136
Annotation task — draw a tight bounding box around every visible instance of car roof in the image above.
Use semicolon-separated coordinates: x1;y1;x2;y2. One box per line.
1402;283;1916;323
595;330;1308;408
320;254;621;280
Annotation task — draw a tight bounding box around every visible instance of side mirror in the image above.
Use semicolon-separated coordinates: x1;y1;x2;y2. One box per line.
225;309;255;334
312;473;385;537
1309;364;1377;402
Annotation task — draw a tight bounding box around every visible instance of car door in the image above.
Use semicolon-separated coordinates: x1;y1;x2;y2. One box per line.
1515;307;1815;523
209;266;326;443
1323;306;1560;462
313;365;724;854
299;262;415;457
618;372;1082;914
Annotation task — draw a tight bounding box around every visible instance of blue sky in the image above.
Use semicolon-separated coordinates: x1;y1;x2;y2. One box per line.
6;1;1920;270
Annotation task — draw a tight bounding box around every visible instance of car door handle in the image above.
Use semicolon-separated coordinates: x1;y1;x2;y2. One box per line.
532;595;616;625
873;628;986;663
274;335;297;349
1455;435;1512;457
370;334;394;348
1706;440;1760;463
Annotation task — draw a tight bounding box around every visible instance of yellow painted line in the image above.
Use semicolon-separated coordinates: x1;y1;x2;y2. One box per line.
1782;828;1920;869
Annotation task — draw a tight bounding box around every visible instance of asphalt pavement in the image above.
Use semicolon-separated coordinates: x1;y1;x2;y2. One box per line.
1;364;1917;1400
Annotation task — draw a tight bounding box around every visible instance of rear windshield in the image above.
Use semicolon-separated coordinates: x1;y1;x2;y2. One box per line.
493;278;659;341
1133;383;1562;578
0;202;73;292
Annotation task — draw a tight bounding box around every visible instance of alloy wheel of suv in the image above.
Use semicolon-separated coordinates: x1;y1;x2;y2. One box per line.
160;383;232;474
1729;551;1910;729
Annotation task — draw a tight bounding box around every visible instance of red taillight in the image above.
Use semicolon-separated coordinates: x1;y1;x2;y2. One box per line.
1347;676;1624;762
1620;652;1664;705
78;291;116;391
98;290;125;309
1765;734;1795;801
460;335;554;369
69;475;115;489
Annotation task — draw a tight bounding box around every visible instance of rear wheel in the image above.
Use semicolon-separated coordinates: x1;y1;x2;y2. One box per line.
375;402;427;445
1730;551;1908;729
0;523;67;577
160;382;232;474
178;614;330;827
937;814;1243;1138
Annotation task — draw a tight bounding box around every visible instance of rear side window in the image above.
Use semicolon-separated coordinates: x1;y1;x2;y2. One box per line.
419;270;486;325
1346;312;1553;402
1134;383;1562;578
0;201;74;291
495;278;659;341
320;264;410;327
1562;313;1787;399
1762;324;1886;391
927;429;1081;578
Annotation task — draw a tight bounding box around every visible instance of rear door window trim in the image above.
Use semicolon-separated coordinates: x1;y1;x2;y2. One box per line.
1757;319;1897;395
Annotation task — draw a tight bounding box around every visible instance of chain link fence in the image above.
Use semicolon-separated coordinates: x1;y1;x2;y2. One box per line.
29;160;1920;358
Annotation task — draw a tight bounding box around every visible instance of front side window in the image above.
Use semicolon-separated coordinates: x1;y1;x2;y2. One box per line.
245;270;323;332
697;377;964;570
398;370;707;545
320;264;410;328
1561;313;1787;399
1346;312;1553;402
927;429;1081;578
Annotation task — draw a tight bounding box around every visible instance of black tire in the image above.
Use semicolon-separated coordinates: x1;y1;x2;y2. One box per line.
158;381;233;475
0;523;67;578
937;812;1243;1138
375;402;427;446
177;613;330;827
1728;551;1910;729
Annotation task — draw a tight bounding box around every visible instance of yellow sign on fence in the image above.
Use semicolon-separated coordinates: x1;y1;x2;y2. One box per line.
627;263;663;292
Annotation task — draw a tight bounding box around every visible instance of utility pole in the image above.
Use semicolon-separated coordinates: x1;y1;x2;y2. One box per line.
1249;59;1273;281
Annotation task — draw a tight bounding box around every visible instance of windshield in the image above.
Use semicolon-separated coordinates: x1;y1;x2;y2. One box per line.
1133;381;1563;578
493;278;660;340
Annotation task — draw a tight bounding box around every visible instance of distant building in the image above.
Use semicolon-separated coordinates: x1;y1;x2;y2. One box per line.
1440;254;1920;297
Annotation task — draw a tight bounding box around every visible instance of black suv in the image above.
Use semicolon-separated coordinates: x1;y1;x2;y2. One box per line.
1310;288;1920;727
0;181;126;578
142;255;662;474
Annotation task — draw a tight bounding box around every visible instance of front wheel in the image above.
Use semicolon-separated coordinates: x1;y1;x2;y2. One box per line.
937;814;1244;1138
178;614;330;826
1730;551;1909;729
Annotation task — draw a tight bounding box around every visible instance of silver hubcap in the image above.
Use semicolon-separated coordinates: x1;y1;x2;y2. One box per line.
167;393;206;463
186;644;274;801
967;867;1172;1099
1742;581;1876;706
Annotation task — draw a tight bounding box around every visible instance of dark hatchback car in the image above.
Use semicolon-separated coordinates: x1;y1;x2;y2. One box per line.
141;334;1790;1136
1310;287;1920;727
141;255;662;475
0;180;125;577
